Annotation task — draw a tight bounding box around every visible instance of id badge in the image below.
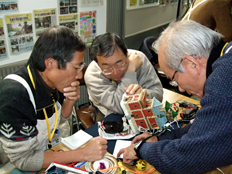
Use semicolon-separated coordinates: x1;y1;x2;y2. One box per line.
45;133;61;150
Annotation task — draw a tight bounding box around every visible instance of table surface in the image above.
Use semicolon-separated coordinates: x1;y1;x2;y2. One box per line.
51;88;203;174
9;89;232;174
162;88;200;105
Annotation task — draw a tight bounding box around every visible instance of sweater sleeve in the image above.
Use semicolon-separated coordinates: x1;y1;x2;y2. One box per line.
135;50;163;102
158;123;192;141
0;136;44;171
211;0;232;42
84;50;163;115
188;0;232;42
0;80;44;171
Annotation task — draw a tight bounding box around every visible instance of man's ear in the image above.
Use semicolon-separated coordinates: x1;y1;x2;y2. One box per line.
45;58;54;70
183;55;201;74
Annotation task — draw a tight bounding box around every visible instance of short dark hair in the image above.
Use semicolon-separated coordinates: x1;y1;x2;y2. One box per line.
27;25;86;71
89;32;127;62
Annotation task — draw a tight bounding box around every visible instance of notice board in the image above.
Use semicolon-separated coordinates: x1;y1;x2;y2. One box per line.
0;0;106;68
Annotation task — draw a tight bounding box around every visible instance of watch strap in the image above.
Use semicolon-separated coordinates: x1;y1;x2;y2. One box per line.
134;140;144;159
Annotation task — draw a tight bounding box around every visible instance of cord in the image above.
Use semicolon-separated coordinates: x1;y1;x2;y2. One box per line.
216;168;224;174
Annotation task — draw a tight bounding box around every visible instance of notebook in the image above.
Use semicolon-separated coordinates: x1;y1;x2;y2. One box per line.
61;130;93;150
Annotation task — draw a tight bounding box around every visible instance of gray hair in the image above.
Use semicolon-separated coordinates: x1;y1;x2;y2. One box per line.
152;20;223;72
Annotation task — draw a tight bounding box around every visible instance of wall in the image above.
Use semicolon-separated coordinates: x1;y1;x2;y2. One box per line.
124;3;178;38
123;1;178;50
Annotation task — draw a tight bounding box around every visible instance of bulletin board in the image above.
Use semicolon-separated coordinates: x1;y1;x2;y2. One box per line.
0;0;106;68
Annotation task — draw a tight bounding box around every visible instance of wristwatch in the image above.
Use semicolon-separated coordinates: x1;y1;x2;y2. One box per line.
134;140;144;159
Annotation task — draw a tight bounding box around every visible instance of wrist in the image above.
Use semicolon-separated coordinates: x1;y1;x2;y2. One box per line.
134;140;144;159
63;98;76;107
127;66;136;72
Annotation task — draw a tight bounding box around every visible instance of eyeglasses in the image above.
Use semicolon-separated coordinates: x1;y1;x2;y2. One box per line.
169;58;184;87
68;62;85;73
102;62;127;75
169;70;178;87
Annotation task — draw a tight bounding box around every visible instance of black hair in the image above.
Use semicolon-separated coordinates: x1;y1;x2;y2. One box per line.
27;25;86;71
89;32;127;62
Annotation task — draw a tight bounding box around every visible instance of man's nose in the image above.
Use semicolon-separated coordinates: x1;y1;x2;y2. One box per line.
112;67;120;75
75;70;83;80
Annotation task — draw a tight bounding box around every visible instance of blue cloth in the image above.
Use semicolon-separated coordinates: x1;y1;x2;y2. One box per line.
139;41;232;174
8;168;32;174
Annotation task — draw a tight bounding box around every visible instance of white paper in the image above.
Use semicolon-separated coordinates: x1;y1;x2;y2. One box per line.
112;140;132;158
61;130;93;150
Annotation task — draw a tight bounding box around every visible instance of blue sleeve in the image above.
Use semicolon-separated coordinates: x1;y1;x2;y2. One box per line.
139;142;153;159
158;123;192;141
139;124;191;159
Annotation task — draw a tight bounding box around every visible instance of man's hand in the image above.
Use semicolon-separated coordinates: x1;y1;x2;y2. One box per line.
125;85;146;95
81;136;107;161
127;52;143;72
132;132;158;144
117;144;138;164
63;81;81;102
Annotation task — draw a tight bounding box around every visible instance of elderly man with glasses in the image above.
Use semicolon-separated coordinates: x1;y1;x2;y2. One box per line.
85;32;163;122
118;20;232;174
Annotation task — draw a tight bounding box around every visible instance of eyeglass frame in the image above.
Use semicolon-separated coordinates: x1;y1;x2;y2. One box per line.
169;70;178;87
169;58;185;87
68;62;85;73
102;61;127;75
169;54;198;87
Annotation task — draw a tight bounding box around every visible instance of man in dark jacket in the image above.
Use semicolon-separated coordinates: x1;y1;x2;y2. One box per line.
118;20;232;174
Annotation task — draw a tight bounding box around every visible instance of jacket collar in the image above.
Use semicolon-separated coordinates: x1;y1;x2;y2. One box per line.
206;40;226;78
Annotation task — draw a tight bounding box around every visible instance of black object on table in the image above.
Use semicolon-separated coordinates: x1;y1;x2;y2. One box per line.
84;113;134;154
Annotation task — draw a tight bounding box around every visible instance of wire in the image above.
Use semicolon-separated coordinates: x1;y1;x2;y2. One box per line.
216;168;224;174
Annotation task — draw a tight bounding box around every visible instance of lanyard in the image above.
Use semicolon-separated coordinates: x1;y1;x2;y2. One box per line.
111;80;116;85
27;65;58;149
220;42;229;56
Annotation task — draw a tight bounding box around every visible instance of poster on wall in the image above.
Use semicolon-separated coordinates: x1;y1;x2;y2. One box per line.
59;14;78;34
59;0;78;15
141;0;159;5
159;0;178;5
129;0;137;7
0;18;7;59
80;0;103;7
5;13;34;55
79;11;96;44
33;8;57;39
126;0;160;10
0;0;18;13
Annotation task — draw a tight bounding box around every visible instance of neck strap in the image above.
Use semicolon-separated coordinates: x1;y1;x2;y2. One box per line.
27;65;58;149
